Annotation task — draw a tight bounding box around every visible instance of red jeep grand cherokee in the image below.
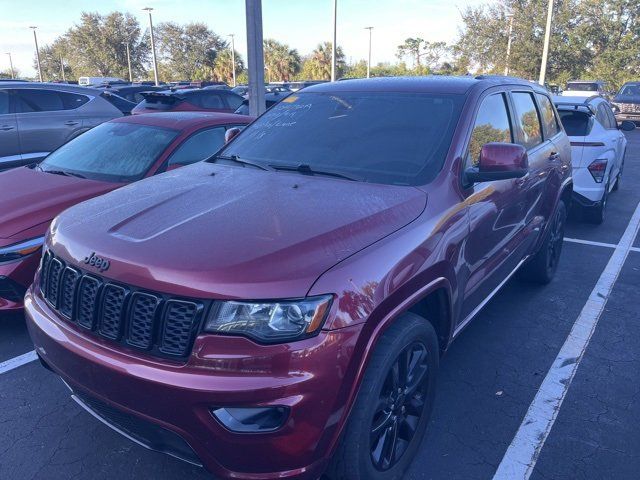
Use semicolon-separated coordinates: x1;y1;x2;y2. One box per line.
26;76;572;480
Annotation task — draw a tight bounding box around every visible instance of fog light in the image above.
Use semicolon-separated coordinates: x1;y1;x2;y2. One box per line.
211;406;289;433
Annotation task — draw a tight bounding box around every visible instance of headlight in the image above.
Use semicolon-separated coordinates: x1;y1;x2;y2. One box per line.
203;295;332;343
0;236;45;263
611;103;620;113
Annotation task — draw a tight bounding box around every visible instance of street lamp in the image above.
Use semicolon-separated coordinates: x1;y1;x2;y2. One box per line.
124;41;133;82
5;53;14;79
504;13;514;76
228;34;236;87
364;26;373;78
143;7;159;86
331;0;337;81
59;55;66;82
30;26;43;82
538;0;554;85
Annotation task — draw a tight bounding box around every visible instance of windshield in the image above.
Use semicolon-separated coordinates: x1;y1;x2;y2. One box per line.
566;82;598;92
40;122;179;182
618;84;640;97
220;91;464;185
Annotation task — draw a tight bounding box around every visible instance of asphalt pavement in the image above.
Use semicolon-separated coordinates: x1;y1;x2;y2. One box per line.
1;130;639;480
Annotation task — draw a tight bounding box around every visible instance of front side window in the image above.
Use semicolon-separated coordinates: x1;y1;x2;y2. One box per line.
512;92;543;149
168;127;227;167
219;91;465;186
536;94;561;138
40;122;179;182
467;93;513;167
224;94;244;110
0;90;8;114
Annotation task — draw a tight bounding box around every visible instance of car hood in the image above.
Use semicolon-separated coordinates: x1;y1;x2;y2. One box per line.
50;162;427;299
613;95;640;105
0;167;117;240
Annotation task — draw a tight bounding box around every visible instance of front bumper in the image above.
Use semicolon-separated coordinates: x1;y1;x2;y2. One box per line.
0;254;40;311
25;288;364;480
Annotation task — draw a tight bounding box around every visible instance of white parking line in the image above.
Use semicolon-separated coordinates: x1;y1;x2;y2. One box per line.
493;201;640;480
0;350;38;375
565;237;640;253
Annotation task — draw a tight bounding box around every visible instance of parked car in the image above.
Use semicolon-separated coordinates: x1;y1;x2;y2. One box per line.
233;91;290;115
0;82;123;171
562;80;610;99
97;84;165;104
0;112;250;311
193;81;229;89
78;76;126;87
132;89;244;115
610;81;640;125
26;76;572;480
230;85;249;97
554;95;634;223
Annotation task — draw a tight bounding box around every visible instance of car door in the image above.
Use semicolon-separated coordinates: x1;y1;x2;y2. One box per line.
0;89;22;170
13;88;88;162
461;90;531;320
600;101;626;176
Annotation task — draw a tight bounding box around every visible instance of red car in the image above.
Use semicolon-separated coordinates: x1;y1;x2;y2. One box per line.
0;112;250;311
26;77;572;479
132;89;245;115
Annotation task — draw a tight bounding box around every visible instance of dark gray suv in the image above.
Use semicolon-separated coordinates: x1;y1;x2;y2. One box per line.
0;82;123;171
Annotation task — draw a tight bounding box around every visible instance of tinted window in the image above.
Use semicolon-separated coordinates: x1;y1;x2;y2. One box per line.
135;95;178;111
224;93;244;110
512;92;543;149
169;127;226;166
595;104;613;128
14;89;89;112
599;103;617;129
557;111;592;137
197;93;224;109
536;94;561;138
220;92;465;186
40;122;179;182
468;93;513;167
0;90;8;114
619;84;640;97
566;82;598;92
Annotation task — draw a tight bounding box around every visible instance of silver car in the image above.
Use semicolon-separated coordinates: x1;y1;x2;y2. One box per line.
0;82;123;171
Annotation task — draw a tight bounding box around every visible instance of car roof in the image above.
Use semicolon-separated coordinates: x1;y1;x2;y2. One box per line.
303;75;546;95
553;95;603;105
567;80;605;85
111;111;251;130
0;81;100;94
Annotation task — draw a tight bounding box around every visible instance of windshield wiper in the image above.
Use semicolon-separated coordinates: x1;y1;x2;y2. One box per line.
209;154;273;171
269;163;359;181
41;169;87;179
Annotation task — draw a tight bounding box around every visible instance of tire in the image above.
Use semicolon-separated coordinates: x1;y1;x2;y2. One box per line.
326;314;439;480
519;199;567;284
585;183;608;224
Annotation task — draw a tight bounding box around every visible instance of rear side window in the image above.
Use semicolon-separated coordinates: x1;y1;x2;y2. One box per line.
557;111;592;136
224;93;244;110
195;93;224;109
596;103;616;129
468;93;513;167
512;92;543;149
168;127;227;166
14;89;89;112
536;94;561;138
0;90;8;114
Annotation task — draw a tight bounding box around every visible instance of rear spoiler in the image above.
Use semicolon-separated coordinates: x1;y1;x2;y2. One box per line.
554;103;595;115
140;91;185;102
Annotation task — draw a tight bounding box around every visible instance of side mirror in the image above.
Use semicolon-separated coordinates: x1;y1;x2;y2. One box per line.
620;120;636;132
465;143;529;184
225;127;242;143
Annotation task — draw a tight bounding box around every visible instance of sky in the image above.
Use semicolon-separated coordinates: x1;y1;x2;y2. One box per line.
0;0;488;78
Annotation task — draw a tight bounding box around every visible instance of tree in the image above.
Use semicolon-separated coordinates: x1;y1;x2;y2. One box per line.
397;38;426;68
204;48;244;84
263;39;301;82
0;68;19;80
299;42;345;80
155;22;225;81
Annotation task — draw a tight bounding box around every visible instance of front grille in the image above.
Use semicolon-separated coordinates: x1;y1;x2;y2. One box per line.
619;103;640;113
40;252;205;360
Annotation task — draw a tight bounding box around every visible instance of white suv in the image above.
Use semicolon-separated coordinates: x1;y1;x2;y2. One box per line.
554;95;635;223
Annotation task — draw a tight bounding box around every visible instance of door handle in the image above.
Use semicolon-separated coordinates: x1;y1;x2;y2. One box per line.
64;120;80;126
549;151;560;161
0;125;14;131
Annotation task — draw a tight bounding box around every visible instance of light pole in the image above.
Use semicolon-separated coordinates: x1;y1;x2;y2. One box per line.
5;53;14;79
59;55;66;82
30;26;43;82
143;7;159;86
246;0;266;116
504;14;514;76
364;26;373;78
538;0;554;85
331;0;337;81
124;41;133;82
228;34;236;87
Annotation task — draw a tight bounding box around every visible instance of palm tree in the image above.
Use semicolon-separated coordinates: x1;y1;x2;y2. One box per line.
263;39;301;82
301;42;346;80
